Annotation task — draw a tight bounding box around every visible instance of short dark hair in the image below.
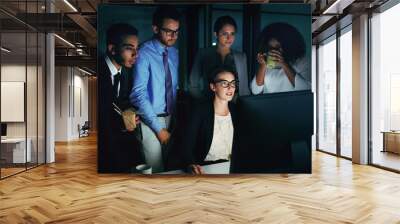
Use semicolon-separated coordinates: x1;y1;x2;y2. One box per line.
258;22;305;63
106;23;138;46
208;66;238;84
213;16;237;33
152;6;181;28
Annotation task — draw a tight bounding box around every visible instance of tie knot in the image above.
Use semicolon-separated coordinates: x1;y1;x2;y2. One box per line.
163;49;168;56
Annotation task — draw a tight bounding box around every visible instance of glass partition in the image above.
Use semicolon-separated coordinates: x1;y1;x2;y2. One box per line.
1;30;28;177
0;1;46;179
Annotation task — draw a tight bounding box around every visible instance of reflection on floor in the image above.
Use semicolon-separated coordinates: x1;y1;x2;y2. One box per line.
373;150;400;171
0;167;25;178
0;163;40;178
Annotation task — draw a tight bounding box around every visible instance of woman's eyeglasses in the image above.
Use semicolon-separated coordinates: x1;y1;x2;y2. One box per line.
214;79;238;88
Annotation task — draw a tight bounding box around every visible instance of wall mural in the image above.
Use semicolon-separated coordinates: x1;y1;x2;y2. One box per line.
97;3;312;174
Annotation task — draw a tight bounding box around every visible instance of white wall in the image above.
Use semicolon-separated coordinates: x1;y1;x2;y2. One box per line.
1;63;46;164
55;66;69;141
72;72;89;138
1;65;28;139
54;66;89;141
1;64;43;137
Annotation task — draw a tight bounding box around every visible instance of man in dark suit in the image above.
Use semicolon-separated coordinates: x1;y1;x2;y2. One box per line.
98;23;144;173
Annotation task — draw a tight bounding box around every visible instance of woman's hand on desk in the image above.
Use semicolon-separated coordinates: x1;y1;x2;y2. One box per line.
188;164;203;174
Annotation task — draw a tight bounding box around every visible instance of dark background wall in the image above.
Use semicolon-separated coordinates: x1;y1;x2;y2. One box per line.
98;4;311;90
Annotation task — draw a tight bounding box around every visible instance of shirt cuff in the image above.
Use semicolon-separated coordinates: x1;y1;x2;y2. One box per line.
250;77;264;95
149;118;164;134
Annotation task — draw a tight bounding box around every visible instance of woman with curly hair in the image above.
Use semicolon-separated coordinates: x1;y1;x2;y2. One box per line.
251;22;311;94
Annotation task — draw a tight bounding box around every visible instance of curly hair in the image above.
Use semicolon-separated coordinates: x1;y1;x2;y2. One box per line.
258;22;305;63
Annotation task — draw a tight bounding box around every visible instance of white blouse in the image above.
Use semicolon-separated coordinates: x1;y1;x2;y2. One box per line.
205;113;234;161
250;57;311;94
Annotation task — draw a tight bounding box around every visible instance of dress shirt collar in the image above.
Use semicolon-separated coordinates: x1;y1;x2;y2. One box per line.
105;55;122;76
152;38;170;55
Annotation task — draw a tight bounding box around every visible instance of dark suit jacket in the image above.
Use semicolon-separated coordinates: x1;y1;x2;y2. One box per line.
188;47;250;101
181;101;238;167
97;55;144;173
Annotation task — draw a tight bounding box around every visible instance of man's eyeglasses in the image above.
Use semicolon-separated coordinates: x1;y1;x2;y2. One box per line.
160;27;180;36
214;79;238;88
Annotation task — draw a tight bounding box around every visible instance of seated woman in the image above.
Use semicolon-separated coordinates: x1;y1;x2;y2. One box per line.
251;22;311;94
188;15;249;101
182;67;238;174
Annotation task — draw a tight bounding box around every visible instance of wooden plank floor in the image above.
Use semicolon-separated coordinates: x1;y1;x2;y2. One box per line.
1;134;400;224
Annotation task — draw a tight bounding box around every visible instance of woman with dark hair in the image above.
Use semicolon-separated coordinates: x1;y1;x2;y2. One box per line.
188;15;249;101
182;66;238;174
251;22;311;94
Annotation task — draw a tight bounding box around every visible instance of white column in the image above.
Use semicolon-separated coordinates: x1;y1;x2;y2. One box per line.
352;14;369;164
46;0;55;163
312;45;317;150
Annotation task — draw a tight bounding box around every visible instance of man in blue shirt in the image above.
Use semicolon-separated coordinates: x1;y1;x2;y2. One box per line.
130;6;181;173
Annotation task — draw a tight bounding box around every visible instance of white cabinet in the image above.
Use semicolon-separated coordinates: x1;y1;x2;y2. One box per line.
1;138;32;163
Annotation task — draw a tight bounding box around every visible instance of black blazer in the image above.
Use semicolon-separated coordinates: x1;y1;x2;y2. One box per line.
98;56;134;131
97;56;144;173
181;101;238;167
188;47;250;100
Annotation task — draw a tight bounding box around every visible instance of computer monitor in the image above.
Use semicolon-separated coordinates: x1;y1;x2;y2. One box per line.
1;123;7;138
230;90;313;173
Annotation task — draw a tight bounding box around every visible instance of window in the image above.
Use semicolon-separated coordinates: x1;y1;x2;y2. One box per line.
339;27;352;158
317;35;337;154
370;3;400;171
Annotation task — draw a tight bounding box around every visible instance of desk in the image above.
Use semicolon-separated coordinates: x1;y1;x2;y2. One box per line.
162;162;230;174
1;138;31;163
381;131;400;154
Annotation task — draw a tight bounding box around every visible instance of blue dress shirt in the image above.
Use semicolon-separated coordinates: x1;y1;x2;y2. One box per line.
130;39;179;134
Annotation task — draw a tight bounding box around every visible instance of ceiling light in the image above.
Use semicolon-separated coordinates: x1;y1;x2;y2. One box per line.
322;0;342;15
54;34;75;48
63;0;78;12
78;67;92;76
1;47;11;53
